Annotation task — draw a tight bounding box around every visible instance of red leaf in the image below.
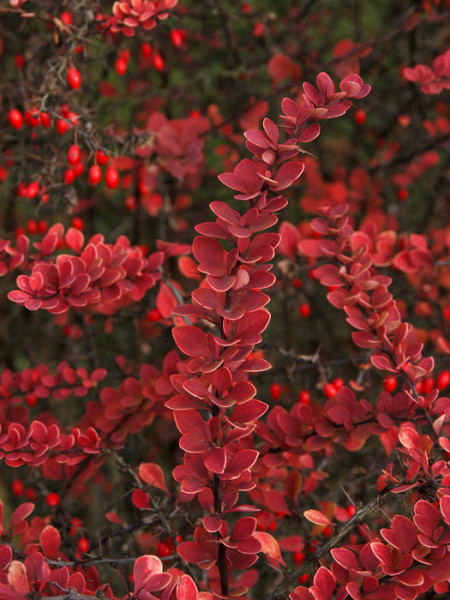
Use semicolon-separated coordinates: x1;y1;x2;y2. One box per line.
204;447;227;474
173;326;210;358
176;574;198;600
8;561;29;594
138;462;169;494
9;503;34;531
253;531;285;566
304;509;332;526
156;282;178;318
40;526;61;559
312;567;336;600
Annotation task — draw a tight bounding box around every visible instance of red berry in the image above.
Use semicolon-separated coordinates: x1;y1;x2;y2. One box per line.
25;109;40;128
299;303;311;317
436;370;450;390
170;29;185;47
383;376;397;393
46;491;60;507
146;308;162;322
270;383;281;401
443;306;450;321
77;537;90;553
397;188;408;201
152;53;165;71
73;161;84;177
298;390;310;404
354;109;366;125
96;150;109;166
423;377;434;394
253;21;264;36
40;112;52;128
323;525;333;538
298;574;309;584
292;277;302;289
25;487;37;501
15;54;25;69
105;167;120;189
333;377;344;390
347;505;356;517
293;551;305;566
38;220;48;234
323;383;337;398
27;219;38;234
67;67;81;89
88;165;102;185
157;541;172;557
115;57;128;76
141;43;152;59
71;217;84;231
60;11;73;25
64;169;75;185
8;109;23;130
26;181;40;199
268;520;277;532
56;119;70;135
67;144;81;165
12;480;24;496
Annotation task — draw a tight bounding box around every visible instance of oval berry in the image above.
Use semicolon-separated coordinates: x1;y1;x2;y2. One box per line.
105;167;119;189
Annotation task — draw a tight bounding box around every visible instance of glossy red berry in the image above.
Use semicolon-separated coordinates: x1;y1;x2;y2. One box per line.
115;57;128;76
11;480;24;496
423;377;434;394
8;109;23;130
60;11;73;25
88;165;102;185
40;112;52;128
157;541;172;557
141;43;152;59
67;144;81;165
354;109;366;125
292;277;302;289
298;574;309;584
67;67;81;89
436;370;450;390
105;167;120;189
25;487;37;501
299;303;311;317
383;376;397;393
25;394;37;407
77;537;90;553
96;150;109;166
323;383;337;398
293;551;305;566
298;390;310;404
270;383;281;401
64;169;75;185
146;308;162;322
71;217;84;231
443;306;450;321
397;187;408;201
46;491;60;507
152;53;165;71
170;29;185;47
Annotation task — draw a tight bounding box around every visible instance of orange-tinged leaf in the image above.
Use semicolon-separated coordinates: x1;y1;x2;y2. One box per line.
253;531;286;566
303;509;331;526
138;462;169;494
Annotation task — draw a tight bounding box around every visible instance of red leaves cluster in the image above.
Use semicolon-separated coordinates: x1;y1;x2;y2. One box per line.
281;72;370;142
166;72;371;596
7;226;163;315
291;499;450;600
403;49;450;94
111;0;178;37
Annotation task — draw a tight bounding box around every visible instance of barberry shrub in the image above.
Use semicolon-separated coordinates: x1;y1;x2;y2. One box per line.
0;2;449;600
